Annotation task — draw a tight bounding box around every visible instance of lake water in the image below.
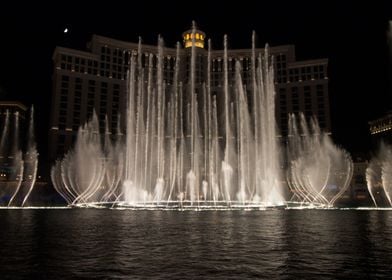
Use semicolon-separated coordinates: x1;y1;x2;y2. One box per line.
1;209;392;279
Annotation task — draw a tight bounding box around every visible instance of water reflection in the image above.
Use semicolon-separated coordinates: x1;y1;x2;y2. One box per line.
0;210;392;279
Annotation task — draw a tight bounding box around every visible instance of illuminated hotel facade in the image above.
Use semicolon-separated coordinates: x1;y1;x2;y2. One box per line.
49;25;330;161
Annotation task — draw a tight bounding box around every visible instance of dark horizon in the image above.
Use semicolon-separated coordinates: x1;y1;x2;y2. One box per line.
0;0;391;160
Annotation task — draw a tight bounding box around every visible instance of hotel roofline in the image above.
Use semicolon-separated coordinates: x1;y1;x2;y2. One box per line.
54;34;329;68
0;101;28;111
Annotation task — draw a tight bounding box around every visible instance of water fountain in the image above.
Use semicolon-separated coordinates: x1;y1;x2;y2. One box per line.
365;21;392;208
287;113;353;207
51;25;352;209
0;106;38;207
366;143;392;207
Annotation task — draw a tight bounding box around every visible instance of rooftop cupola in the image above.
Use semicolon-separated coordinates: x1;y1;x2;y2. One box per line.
182;21;206;49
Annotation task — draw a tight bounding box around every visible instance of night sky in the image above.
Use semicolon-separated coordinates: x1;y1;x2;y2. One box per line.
0;0;391;159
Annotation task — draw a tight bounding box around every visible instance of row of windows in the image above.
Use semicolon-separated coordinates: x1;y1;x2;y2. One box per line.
60;55;98;72
61;76;120;90
61;53;322;85
58;76;121;127
279;114;327;124
58;104;120;128
63;53;286;76
101;47;178;70
278;101;326;111
276;54;287;62
287;66;327;83
60;62;99;75
61;55;98;66
62;47;306;67
56;115;122;138
211;57;274;73
278;85;325;95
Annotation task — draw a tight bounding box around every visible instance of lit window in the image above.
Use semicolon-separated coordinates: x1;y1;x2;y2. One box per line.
196;33;200;39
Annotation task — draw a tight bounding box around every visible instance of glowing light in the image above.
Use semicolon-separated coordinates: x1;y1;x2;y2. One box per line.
184;41;205;48
183;31;205;48
64;28;68;33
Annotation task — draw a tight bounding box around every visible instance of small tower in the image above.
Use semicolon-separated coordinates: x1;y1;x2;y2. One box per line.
182;21;206;49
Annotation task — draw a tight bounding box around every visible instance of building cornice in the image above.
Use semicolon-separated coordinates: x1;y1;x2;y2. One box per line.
288;58;328;68
52;46;99;61
0;101;28;111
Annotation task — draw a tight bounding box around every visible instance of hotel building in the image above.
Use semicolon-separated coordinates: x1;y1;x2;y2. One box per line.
49;25;330;161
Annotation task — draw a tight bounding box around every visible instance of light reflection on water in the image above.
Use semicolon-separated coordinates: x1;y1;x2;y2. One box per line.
0;210;392;279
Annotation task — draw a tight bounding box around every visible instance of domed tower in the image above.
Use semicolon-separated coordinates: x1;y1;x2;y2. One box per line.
182;21;206;49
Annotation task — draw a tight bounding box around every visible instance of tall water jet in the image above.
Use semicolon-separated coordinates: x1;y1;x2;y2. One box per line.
20;106;39;206
254;46;285;205
0;110;10;152
0;106;39;207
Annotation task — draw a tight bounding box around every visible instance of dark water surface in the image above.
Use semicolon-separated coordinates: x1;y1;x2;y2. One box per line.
1;209;392;279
